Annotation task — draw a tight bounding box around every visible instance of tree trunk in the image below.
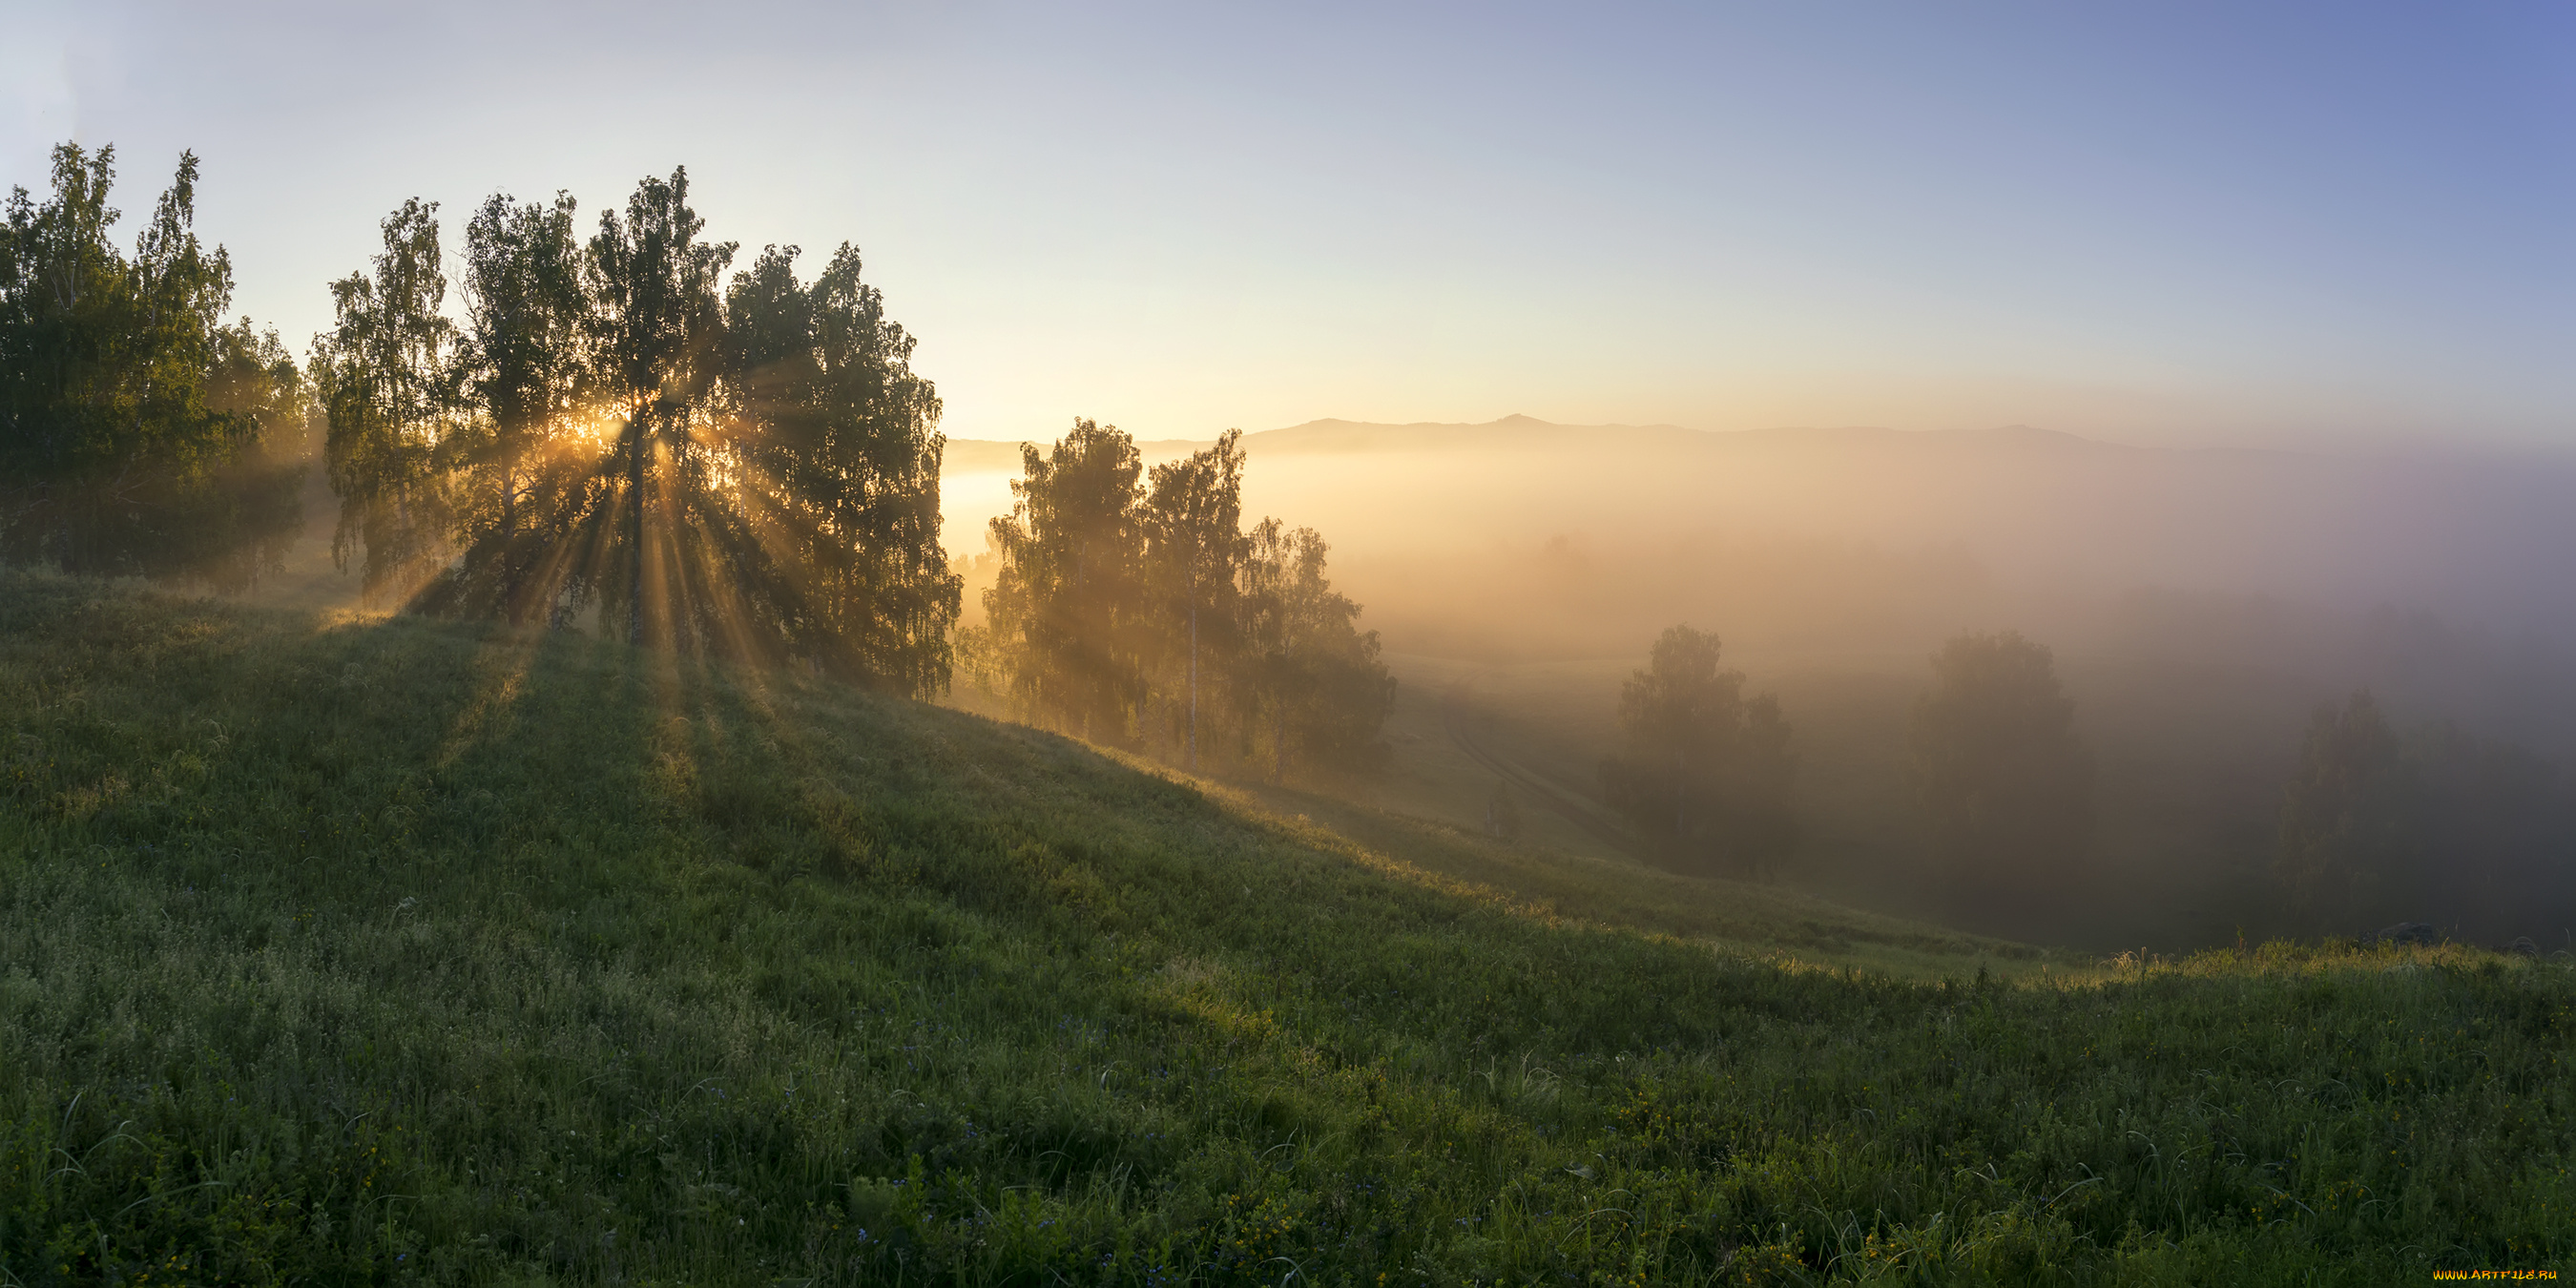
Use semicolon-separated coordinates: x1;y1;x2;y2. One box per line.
626;407;646;646
1187;602;1198;773
500;453;518;622
1673;747;1686;843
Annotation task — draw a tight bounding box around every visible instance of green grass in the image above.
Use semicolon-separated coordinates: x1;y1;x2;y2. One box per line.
1365;650;2343;954
3;571;2572;1284
1195;776;2052;984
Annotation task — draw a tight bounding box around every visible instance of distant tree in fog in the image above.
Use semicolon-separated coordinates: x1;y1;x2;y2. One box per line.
2410;725;2574;931
1601;625;1798;879
2275;691;2576;936
2275;690;2416;923
1908;630;2091;885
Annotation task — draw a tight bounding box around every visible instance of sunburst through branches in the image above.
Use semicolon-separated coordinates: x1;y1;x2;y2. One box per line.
313;170;959;696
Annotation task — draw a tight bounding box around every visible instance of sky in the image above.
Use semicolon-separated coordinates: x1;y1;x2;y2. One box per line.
7;0;2575;449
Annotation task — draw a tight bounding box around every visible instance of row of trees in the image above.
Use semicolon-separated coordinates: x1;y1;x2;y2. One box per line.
0;144;306;588
1884;624;2574;937
316;173;958;693
2277;690;2574;935
1600;625;2095;887
960;420;1394;779
1602;620;2567;941
2;142;1387;753
3;144;959;695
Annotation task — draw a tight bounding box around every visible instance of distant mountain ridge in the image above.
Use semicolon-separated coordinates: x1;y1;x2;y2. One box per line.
943;415;2148;469
1245;415;2136;457
942;413;2576;649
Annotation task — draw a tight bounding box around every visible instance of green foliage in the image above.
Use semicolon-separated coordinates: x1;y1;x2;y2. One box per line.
1909;631;2094;887
0;143;307;588
1603;625;1798;879
581;167;736;647
1143;429;1248;769
723;243;956;695
314;197;461;597
432;189;590;622
974;418;1152;737
1236;517;1393;779
4;572;2570;1283
318;172;959;695
968;422;1393;779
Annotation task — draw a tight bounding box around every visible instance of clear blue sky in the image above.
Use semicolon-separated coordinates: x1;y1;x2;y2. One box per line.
8;1;2573;447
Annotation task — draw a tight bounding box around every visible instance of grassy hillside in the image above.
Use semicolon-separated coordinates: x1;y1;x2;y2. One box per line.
1367;650;2355;954
2;572;2572;1284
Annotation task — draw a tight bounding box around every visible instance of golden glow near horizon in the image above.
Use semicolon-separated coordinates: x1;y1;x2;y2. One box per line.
19;6;2576;458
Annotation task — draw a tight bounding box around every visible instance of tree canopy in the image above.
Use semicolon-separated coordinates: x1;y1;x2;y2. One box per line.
1907;630;2092;887
1600;624;1798;879
966;420;1392;779
0;144;305;588
974;418;1151;738
316;171;959;695
1236;516;1393;778
0;144;1391;742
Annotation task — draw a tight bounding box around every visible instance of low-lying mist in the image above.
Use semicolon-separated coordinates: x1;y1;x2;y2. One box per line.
945;416;2576;951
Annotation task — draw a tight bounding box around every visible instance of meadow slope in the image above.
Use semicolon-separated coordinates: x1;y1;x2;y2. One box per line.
1;573;2571;1284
